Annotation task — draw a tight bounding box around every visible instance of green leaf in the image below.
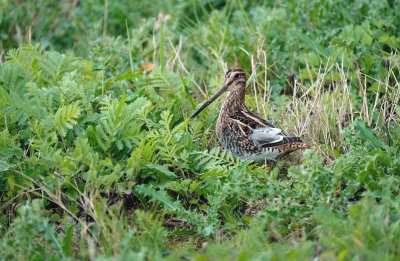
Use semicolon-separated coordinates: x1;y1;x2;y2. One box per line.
379;35;399;49
145;163;177;178
289;29;332;58
0;159;14;171
54;104;81;137
396;106;400;121
136;184;180;211
8;174;15;190
354;119;385;149
62;221;73;257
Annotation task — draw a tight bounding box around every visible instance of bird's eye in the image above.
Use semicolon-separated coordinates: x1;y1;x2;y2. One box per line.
234;74;239;78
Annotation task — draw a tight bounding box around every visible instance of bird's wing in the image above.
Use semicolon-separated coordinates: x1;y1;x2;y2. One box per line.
230;108;275;129
249;127;284;146
249;127;305;148
230;108;302;148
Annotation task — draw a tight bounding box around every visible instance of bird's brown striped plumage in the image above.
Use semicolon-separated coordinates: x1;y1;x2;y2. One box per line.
190;68;309;162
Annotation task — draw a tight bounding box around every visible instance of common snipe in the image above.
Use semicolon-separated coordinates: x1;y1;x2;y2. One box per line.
190;68;309;162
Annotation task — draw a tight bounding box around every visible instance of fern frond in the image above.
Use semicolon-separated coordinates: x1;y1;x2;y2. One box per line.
39;51;78;83
193;146;241;174
0;63;20;90
0;130;15;150
93;95;151;153
54;104;81;137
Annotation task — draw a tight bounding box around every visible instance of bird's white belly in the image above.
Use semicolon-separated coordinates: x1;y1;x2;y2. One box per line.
238;148;281;162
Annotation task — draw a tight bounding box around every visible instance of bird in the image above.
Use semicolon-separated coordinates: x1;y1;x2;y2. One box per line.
190;68;310;162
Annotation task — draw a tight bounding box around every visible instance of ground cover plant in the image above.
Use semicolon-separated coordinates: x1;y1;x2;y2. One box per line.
1;0;400;260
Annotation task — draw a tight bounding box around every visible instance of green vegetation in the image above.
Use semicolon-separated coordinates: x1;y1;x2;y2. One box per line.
1;0;400;260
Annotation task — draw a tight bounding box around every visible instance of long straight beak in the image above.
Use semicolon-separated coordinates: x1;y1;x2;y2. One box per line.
190;85;228;119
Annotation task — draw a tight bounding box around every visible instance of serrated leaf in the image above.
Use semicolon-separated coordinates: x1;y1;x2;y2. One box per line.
136;184;180;211
54;104;81;136
145;163;177;178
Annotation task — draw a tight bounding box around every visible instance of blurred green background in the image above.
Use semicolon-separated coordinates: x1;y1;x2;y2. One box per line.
2;0;399;86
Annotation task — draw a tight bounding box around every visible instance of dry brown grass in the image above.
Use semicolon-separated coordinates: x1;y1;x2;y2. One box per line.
245;52;400;162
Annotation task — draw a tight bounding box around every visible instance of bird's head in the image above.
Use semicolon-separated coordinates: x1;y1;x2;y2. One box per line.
223;69;246;92
190;68;246;119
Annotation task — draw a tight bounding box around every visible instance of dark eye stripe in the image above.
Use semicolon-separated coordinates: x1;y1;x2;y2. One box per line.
225;69;234;77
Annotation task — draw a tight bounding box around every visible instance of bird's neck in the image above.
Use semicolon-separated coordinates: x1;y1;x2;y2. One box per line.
216;87;246;137
221;87;246;114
